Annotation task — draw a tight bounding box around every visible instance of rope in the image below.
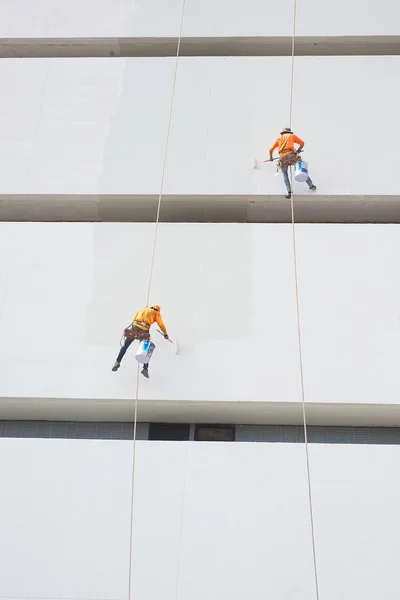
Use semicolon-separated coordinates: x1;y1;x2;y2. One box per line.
288;1;321;598
174;443;189;599
127;365;140;600
126;2;187;599
145;1;187;308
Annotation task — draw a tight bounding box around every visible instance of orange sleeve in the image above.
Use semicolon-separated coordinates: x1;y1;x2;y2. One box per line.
156;313;167;335
293;135;304;149
269;139;279;155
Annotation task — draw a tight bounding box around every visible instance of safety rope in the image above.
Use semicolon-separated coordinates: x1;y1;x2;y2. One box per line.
173;443;189;599
124;2;320;597
126;2;187;599
288;1;321;598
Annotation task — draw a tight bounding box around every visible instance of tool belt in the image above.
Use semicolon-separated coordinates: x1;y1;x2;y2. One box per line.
278;152;301;168
123;326;150;341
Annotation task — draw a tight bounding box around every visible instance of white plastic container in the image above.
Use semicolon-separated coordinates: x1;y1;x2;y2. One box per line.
135;340;155;364
294;160;309;182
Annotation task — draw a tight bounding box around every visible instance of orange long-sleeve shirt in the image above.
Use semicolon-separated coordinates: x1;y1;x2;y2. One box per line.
132;306;168;335
269;133;305;157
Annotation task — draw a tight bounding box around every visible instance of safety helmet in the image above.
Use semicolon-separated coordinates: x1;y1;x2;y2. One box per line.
280;127;293;135
151;305;161;312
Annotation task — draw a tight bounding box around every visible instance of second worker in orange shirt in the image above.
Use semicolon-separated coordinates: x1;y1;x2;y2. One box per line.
268;127;317;199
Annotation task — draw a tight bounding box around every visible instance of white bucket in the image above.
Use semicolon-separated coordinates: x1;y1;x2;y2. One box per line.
135;339;155;364
294;161;309;182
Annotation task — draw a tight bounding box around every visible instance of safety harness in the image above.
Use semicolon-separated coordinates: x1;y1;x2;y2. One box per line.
123;322;150;341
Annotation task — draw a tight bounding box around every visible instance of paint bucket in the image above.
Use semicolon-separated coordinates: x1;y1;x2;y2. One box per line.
135;339;155;364
294;161;309;182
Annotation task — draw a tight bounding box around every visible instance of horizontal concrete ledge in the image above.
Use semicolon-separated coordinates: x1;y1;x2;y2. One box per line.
0;398;399;427
0;36;400;58
2;194;400;224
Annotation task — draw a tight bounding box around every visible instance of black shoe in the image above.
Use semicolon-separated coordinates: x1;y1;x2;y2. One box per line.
309;185;317;191
285;191;292;199
141;368;149;379
112;361;120;372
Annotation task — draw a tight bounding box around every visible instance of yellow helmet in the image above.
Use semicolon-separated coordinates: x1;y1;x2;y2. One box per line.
151;305;161;312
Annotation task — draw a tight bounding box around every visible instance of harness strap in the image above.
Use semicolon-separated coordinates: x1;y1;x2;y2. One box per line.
133;320;150;329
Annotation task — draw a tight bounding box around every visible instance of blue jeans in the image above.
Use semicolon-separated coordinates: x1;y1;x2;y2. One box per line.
116;326;149;368
281;153;314;193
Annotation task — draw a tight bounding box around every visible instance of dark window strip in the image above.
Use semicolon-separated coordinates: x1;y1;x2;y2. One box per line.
0;421;400;444
149;423;190;441
235;425;400;445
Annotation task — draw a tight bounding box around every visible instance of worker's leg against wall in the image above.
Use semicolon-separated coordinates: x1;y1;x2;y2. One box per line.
281;166;291;192
116;337;133;362
305;175;314;188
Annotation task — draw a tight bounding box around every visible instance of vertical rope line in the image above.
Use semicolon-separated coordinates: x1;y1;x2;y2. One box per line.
145;0;187;307
203;0;219;197
127;364;140;600
126;2;187;599
288;0;296;131
174;443;189;600
288;1;320;598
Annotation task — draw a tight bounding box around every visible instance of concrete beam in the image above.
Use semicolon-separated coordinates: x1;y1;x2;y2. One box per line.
1;194;400;224
0;397;399;427
0;36;399;58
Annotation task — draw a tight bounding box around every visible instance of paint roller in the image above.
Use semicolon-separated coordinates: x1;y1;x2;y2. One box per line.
157;329;179;354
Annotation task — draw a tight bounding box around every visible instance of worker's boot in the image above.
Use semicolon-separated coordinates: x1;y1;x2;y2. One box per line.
309;185;317;191
285;190;292;199
141;367;149;379
112;361;120;372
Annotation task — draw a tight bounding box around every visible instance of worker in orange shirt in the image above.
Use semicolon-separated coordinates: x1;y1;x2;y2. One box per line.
267;127;317;198
112;305;168;378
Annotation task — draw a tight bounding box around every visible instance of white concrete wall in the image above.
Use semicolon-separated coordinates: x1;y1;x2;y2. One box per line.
0;56;397;196
0;438;398;600
1;222;400;406
0;0;399;37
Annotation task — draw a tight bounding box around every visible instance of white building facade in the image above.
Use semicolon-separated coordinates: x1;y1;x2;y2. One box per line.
0;2;400;599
